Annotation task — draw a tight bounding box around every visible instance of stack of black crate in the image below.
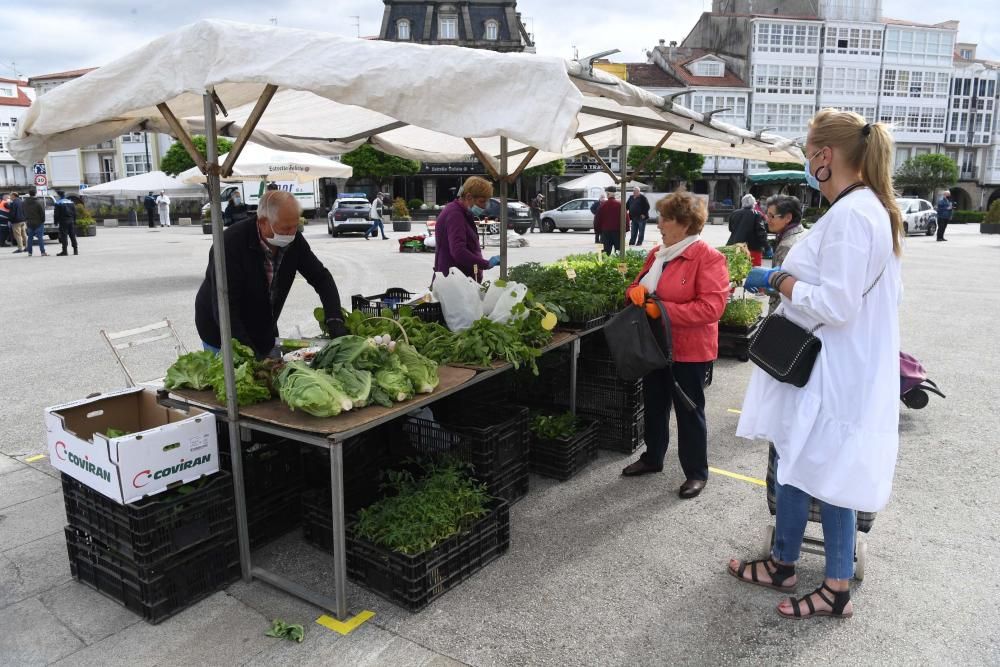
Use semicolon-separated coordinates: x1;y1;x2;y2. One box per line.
62;471;239;624
575;332;645;454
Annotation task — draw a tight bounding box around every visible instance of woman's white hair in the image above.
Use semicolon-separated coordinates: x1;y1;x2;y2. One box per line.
741;194;757;208
257;190;299;223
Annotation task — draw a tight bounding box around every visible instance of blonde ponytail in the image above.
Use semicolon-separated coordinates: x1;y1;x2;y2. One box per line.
809;108;904;256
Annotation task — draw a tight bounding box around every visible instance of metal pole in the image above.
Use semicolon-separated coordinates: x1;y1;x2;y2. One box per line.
204;92;252;582
329;439;348;620
143;131;151;173
619;125;628;258
499;136;509;279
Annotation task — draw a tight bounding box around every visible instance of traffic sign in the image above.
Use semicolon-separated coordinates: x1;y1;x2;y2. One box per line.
33;163;46;175
34;174;47;186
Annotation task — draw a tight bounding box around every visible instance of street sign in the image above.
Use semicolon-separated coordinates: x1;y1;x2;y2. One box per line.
34;174;47;186
33;163;46;175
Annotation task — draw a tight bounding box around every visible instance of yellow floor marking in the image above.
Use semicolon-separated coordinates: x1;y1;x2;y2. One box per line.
25;454;47;463
316;611;375;635
727;408;742;414
709;466;766;487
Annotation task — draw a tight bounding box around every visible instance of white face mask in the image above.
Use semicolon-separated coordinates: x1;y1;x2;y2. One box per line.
268;222;296;248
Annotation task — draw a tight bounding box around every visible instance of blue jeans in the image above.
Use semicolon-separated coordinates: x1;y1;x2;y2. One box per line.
772;469;856;580
629;217;646;245
27;225;46;255
366;219;386;238
202;341;220;354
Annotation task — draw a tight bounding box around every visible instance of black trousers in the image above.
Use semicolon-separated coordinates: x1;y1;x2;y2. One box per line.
59;221;77;251
937;219;949;240
146;209;156;228
640;361;710;480
600;230;620;255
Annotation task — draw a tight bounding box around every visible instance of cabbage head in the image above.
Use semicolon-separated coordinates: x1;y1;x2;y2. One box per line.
165;350;217;390
277;362;353;417
311;336;373;370
374;355;414;403
330;365;373;408
395;343;439;394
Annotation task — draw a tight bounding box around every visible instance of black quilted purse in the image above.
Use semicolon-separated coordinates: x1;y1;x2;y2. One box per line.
748;264;887;387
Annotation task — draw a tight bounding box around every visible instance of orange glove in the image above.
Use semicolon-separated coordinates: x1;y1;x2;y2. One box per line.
645;300;661;320
627;285;648;307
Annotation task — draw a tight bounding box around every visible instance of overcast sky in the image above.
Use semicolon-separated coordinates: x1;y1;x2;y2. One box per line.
4;0;998;79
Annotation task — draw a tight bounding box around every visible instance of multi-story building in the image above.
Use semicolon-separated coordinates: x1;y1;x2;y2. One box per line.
945;44;1000;209
26;68;175;196
0;77;34;190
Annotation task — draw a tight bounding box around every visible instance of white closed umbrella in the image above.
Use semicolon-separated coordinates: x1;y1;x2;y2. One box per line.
81;170;204;197
178;143;352;184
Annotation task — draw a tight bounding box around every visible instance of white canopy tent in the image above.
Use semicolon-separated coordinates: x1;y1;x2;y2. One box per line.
559;172;648;193
10;19;804;621
80;170;205;198
177;143;352;184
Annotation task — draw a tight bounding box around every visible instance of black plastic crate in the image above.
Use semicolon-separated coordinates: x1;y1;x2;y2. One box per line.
511;349;572;411
351;288;444;324
579;330;614;360
217;429;303;500
346;498;510;612
301;424;397;495
400;402;529;488
718;321;761;363
61;472;234;566
65;526;239;624
576;360;644;420
245;484;301;550
491;462;529;505
580;409;644;454
530;420;599;481
559;312;612;332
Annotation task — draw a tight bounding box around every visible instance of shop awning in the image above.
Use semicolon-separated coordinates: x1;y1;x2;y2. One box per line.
747;170;807;184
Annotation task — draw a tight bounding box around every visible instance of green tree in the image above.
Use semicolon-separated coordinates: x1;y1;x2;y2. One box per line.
159;135;234;176
522;159;565;202
341;145;420;189
627;147;704;190
894;154;959;199
766;161;804;171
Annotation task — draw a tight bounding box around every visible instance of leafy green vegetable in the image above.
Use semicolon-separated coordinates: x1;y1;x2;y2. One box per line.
529;412;580;440
164;350;217;390
374;355;414;403
105;427;131;439
355;460;490;555
311;335;374;370
394;342;440;394
215;361;272;407
330;365;373;408
717;245;752;285
720;298;763;327
277;362;353;417
265;619;304;643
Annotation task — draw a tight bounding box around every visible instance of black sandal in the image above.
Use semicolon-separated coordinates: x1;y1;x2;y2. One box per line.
778;582;853;619
727;557;797;593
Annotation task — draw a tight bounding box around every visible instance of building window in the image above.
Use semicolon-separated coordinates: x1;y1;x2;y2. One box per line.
0;85;14;97
484;19;499;41
879;106;946;134
691;95;747;126
123;154;148;177
0;135;6;152
751;103;816;137
753;64;817;96
121;132;144;143
396;19;410;40
883;27;954;66
692;60;723;77
821;66;879;96
754;22;820;54
960;48;973;59
439;15;458;40
881;68;949;99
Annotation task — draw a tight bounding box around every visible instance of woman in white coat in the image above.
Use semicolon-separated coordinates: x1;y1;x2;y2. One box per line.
155;191;171;227
727;109;904;619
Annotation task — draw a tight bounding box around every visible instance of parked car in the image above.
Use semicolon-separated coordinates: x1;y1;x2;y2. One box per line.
539;198;599;232
327;197;373;236
484;198;533;234
896;198;937;236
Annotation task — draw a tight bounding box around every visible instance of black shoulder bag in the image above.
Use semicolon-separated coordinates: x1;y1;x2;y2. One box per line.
603;295;696;410
748;183;886;387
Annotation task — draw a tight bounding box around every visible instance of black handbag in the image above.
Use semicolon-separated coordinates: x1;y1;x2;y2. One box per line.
748;264;887;387
603;296;696;410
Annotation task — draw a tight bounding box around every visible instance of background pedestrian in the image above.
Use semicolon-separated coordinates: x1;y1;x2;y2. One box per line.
156;190;171;227
626;186;651;246
935;191;952;241
54;190;78;256
23;186;48;256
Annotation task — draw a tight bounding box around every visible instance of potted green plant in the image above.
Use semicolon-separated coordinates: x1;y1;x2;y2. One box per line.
75;205;97;237
391;197;412;232
981;201;1000;234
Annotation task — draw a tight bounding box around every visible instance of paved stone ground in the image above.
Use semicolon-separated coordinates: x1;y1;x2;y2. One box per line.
1;221;998;666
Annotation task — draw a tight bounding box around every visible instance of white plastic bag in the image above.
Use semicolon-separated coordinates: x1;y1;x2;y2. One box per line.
485;281;528;324
432;268;483;331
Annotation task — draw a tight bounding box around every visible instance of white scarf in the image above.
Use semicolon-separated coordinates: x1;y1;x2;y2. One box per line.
638;235;701;293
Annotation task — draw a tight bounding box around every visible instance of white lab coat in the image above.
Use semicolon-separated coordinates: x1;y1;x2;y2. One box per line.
737;188;902;512
156;194;171;226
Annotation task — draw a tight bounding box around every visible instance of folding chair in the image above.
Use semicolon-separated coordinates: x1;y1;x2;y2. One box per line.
100;319;188;387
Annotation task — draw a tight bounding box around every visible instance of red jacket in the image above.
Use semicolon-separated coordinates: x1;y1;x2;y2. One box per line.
594;199;630;233
628;240;729;362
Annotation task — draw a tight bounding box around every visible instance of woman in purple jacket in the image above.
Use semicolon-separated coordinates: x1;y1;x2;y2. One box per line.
433;176;500;282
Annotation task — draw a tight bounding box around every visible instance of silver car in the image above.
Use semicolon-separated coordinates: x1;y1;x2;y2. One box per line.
539;198;599;233
895;198;937;236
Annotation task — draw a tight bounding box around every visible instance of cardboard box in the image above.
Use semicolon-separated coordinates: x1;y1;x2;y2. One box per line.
46;387;218;504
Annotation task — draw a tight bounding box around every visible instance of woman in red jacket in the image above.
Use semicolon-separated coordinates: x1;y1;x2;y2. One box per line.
621;191;730;498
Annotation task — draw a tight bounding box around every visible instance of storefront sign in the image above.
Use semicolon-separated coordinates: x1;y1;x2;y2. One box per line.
421;162;483;175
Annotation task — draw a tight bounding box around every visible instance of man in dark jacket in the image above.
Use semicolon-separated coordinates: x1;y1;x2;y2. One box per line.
726;194;767;266
626;186;651;246
143;191;157;228
935;191;953;242
594;189;630;255
591;193;605;243
9;192;27;253
0;193;11;247
195;190;346;358
23;186;47;256
54;190;78;256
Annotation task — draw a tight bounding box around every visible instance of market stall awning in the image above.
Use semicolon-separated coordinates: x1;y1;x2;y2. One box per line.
177;143;352;184
558;173;648;191
747;170;807;184
79;170;205;197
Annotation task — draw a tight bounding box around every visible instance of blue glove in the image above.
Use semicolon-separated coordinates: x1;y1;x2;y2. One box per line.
744;267;781;293
487;255;501;269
